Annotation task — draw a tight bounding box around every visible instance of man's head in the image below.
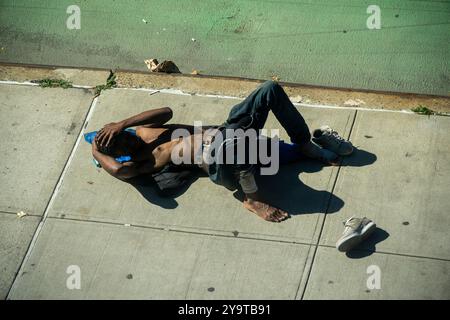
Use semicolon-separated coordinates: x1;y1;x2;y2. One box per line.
96;131;142;158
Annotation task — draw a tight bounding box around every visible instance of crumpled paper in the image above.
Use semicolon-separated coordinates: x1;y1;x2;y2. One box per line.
17;211;27;218
344;99;366;107
144;58;181;74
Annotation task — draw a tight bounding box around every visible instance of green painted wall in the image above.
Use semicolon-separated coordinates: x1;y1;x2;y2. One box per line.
0;0;449;95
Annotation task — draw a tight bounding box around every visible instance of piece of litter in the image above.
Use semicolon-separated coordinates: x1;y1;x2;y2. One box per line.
191;69;200;75
191;38;196;42
144;58;181;73
290;95;303;103
144;58;159;71
124;223;131;227
142;19;147;24
344;99;366;107
17;211;27;218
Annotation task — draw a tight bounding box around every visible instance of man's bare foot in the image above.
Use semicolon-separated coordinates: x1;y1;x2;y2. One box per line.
243;198;289;222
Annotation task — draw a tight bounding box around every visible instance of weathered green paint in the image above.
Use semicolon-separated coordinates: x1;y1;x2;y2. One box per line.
0;0;449;95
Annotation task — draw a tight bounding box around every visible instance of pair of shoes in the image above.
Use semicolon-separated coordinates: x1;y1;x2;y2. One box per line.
336;217;377;252
312;125;354;156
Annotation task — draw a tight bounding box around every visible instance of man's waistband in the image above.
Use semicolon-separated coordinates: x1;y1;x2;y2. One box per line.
198;126;225;173
202;125;226;146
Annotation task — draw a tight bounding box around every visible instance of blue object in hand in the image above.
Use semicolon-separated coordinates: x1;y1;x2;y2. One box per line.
84;129;136;165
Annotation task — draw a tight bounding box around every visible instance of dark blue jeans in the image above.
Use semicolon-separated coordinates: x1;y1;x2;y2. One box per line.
224;80;311;145
208;80;311;190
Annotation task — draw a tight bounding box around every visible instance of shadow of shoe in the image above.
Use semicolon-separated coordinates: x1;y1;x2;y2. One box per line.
283;146;377;172
340;147;377;167
345;227;390;259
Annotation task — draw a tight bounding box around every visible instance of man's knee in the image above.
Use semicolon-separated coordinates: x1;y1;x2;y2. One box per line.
258;80;285;98
261;80;280;91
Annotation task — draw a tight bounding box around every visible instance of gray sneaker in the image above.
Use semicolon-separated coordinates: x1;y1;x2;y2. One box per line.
298;141;340;166
336;217;376;252
312;125;354;156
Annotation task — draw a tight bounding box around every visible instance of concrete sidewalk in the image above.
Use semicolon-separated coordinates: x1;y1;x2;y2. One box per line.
1;73;449;299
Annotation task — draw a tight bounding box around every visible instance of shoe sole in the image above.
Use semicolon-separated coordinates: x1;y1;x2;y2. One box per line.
336;221;376;252
338;146;354;156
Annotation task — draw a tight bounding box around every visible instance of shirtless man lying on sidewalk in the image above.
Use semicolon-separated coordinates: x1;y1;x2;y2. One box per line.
92;81;353;223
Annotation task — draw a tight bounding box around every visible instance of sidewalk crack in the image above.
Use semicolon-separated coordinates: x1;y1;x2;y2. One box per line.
298;109;358;299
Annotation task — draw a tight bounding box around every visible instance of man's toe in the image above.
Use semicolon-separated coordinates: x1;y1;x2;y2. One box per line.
271;213;281;222
265;212;278;222
271;211;283;222
274;210;288;222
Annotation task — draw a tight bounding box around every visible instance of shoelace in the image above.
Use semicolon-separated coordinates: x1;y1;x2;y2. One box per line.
343;216;357;230
326;128;345;141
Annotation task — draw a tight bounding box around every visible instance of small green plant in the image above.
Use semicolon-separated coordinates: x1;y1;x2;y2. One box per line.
94;72;117;96
411;105;435;116
33;78;73;89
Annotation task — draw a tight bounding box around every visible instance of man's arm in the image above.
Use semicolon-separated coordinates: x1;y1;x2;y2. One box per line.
92;142;154;180
119;107;173;129
96;107;173;147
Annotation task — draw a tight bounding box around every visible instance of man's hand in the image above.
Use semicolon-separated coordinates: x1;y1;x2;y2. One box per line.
92;139;99;151
243;197;289;222
93;107;173;148
95;122;124;147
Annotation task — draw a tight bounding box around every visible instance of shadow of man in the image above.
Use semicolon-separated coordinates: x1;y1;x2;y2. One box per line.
127;147;377;218
124;167;206;209
235;160;343;215
234;146;377;215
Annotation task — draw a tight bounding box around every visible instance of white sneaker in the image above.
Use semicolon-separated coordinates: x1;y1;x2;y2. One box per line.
336;217;376;252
